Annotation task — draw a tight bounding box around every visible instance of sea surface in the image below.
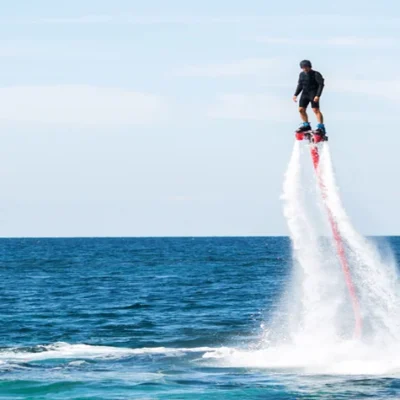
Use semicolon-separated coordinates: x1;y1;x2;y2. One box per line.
1;237;400;399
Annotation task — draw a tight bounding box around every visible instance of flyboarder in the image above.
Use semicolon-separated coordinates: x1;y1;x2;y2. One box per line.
293;60;326;136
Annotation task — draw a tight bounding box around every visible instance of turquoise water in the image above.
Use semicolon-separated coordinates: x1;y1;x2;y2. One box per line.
1;237;400;399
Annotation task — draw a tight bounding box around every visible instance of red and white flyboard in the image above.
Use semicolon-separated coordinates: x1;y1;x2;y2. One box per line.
296;131;362;338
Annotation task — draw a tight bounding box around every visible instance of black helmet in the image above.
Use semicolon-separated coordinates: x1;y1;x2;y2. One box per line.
300;60;312;68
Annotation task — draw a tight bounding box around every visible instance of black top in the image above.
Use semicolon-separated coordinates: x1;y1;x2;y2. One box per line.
294;70;324;97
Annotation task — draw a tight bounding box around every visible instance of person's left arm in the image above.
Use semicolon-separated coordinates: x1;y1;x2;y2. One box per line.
314;72;325;102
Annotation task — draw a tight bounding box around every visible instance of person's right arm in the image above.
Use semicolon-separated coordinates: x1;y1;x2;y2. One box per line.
293;73;302;102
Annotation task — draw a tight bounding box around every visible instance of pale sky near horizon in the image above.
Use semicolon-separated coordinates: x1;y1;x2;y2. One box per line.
0;0;399;237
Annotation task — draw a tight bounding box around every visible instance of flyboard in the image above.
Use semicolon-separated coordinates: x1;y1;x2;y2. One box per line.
295;130;362;338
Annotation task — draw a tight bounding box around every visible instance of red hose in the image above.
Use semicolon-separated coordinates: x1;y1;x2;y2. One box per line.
311;146;362;338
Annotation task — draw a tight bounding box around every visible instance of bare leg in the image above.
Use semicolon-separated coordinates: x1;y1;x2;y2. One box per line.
299;107;308;123
313;108;324;124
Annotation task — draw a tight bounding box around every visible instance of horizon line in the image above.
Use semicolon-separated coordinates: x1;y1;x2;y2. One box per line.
0;235;396;239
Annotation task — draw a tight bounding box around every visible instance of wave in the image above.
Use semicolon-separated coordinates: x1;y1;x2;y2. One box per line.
0;342;218;363
2;341;400;376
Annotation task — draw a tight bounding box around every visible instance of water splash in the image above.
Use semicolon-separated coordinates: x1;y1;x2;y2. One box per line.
204;142;400;375
275;142;351;346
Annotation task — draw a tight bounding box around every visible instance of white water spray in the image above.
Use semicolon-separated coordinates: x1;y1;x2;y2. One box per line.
203;142;400;375
276;142;348;345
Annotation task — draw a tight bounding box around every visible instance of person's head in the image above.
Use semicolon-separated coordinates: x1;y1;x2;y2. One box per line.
300;60;312;72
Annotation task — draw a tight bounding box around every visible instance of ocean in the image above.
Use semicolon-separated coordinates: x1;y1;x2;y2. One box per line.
1;236;400;399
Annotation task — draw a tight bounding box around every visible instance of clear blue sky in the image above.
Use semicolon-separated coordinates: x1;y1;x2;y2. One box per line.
0;0;399;236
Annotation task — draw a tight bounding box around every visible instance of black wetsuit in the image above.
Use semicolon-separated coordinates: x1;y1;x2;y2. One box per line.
294;70;325;109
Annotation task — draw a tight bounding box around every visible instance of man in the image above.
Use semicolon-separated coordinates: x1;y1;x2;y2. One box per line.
293;60;326;135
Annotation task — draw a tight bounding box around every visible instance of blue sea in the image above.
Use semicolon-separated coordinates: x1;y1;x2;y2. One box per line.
1;237;400;399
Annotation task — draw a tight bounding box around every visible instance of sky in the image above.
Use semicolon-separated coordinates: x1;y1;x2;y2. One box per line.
0;0;400;237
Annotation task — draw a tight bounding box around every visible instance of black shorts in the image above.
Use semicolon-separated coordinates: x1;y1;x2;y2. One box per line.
299;93;320;109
